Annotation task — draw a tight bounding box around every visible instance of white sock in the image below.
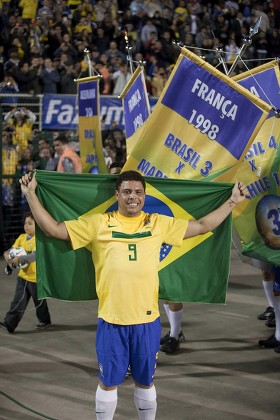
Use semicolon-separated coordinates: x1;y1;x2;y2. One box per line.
169;308;183;339
95;385;117;420
163;303;170;322
134;385;157;420
263;280;274;308
274;296;280;341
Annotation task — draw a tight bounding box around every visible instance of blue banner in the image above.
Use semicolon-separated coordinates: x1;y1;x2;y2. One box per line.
42;94;157;131
122;67;150;138
162;57;266;160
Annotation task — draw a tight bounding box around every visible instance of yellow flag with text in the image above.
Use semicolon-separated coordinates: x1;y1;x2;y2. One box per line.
232;61;280;265
123;48;270;182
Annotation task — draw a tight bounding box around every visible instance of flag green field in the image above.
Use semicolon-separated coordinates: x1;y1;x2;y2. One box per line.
35;170;233;303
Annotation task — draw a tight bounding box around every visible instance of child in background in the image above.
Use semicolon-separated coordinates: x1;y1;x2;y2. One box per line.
0;212;51;333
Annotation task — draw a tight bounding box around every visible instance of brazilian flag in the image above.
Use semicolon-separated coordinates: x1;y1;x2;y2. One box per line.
35;170;233;303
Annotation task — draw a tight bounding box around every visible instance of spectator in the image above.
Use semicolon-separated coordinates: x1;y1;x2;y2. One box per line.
95;56;113;95
144;0;162;19
225;37;240;64
0;14;17;46
60;61;78;94
53;38;77;62
60;1;72;19
2;130;19;250
151;66;168;97
112;60;132;95
110;127;127;164
105;40;126;62
39;147;58;171
54;134;82;173
19;0;38;23
4;107;36;153
39;57;60;94
93;27;110;54
174;0;188;24
74;15;93;38
252;4;270;33
0;74;19;106
3;49;20;75
130;0;146;16
13;60;40;94
140;18;158;46
37;0;54;21
46;23;64;57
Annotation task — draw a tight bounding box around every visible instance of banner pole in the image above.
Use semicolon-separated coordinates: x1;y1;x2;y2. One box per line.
124;29;134;74
227;16;262;76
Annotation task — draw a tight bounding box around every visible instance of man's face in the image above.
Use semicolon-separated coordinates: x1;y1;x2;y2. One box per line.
115;180;145;217
53;140;64;155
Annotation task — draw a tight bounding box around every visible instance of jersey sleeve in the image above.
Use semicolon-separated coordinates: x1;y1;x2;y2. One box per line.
64;213;103;250
158;215;188;247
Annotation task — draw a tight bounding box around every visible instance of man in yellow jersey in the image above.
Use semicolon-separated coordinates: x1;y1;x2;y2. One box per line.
20;170;247;420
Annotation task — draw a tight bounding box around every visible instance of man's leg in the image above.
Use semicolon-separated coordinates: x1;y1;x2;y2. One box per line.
169;302;184;340
130;318;160;419
163;300;170;322
161;302;185;353
134;383;157;420
95;383;117;420
95;319;129;419
257;271;275;320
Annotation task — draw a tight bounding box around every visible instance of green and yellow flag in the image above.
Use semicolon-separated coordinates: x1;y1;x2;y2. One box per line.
35;170;233;303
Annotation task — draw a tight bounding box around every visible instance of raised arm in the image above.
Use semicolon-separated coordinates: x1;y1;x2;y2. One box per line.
184;180;247;239
20;172;69;241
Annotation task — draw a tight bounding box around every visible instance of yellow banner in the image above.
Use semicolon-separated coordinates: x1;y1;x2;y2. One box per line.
232;61;280;265
123;48;270;182
77;76;108;174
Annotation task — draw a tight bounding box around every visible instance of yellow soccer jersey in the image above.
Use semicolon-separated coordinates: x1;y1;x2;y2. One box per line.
13;234;36;282
65;211;188;325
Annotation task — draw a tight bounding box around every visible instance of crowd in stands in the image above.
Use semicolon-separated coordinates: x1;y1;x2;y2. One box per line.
0;0;279;98
1;0;280;204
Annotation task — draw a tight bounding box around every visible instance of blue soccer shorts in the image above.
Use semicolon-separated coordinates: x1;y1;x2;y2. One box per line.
96;317;161;387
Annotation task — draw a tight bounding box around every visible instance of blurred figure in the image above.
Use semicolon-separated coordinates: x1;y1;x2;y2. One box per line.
39;57;60;93
4;107;36;153
54;134;82;173
109;161;123;175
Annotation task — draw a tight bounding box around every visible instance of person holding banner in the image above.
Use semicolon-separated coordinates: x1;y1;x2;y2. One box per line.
20;170;248;420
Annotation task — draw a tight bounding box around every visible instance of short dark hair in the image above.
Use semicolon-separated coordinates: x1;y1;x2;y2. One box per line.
110;161;123;169
24;211;34;221
55;134;68;144
116;170;146;191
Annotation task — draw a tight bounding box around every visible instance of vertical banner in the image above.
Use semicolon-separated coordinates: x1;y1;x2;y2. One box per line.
232;61;280;265
77;76;108;174
119;66;150;157
123;48;270;182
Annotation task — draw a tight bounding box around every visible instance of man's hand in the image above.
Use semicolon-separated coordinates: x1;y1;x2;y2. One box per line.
20;171;37;196
230;180;248;206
